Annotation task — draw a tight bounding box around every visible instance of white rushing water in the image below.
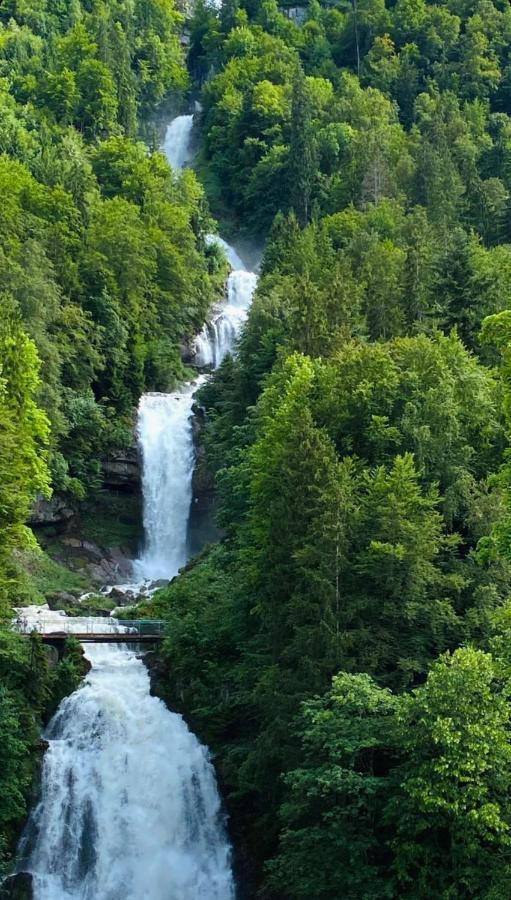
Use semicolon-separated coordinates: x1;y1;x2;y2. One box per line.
134;244;257;580
194;240;257;369
133;383;202;582
15;114;256;900
163;115;194;170
19;638;234;900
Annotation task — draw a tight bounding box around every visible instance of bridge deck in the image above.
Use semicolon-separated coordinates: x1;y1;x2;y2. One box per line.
41;633;163;644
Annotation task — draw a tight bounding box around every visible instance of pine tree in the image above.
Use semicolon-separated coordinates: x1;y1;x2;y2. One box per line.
287;72;318;228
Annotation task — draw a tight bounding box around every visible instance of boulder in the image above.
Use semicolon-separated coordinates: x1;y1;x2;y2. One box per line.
147;579;169;591
46;591;80;611
87;562;119;584
61;538;104;561
109;587;135;603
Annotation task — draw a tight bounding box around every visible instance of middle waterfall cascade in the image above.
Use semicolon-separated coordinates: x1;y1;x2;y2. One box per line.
133;382;205;582
194;235;257;369
193;266;257;368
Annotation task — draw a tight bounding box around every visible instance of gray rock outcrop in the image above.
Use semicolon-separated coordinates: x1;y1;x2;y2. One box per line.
29;494;75;526
102;449;140;491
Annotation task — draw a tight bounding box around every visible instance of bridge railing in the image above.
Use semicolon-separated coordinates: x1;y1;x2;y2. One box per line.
115;619;166;636
13;617;166;636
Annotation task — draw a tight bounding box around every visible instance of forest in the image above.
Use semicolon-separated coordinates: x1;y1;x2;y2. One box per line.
0;0;225;871
154;0;511;896
2;0;511;896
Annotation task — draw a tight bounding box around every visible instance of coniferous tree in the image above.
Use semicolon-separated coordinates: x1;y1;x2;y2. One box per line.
287;71;318;227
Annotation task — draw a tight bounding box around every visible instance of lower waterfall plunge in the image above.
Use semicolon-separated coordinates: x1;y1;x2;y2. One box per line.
19;637;235;900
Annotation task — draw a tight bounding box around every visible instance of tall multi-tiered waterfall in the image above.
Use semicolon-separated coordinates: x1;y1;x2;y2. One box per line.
15;115;257;899
135;114;257;583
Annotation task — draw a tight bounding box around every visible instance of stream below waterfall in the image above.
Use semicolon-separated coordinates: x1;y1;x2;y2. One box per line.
14;113;258;899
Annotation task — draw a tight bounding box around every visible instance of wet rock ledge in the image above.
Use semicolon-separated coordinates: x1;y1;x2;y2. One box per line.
0;872;33;900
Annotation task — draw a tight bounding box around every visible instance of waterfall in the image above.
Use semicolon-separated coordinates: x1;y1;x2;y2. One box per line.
133;384;203;582
134;252;257;580
163;115;194;169
194;240;257;368
133;121;258;581
18;618;234;900
14;115;255;900
134;248;256;579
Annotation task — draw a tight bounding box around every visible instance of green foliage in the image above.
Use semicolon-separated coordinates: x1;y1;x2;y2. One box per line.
146;0;511;893
0;0;225;873
5;0;511;891
159;335;509;884
0;685;33;867
14;547;89;605
266;672;399;899
0;630;87;871
0;306;50;618
267;648;511;899
49;637;88;713
392;647;511;898
0;0;223;499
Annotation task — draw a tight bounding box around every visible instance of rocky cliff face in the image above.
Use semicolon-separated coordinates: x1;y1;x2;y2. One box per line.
51;538;135;586
101;448;140;492
27;488;143;601
29;494;75;526
29;447;140;529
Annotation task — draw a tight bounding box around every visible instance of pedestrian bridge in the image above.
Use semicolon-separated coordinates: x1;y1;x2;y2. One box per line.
17;619;165;644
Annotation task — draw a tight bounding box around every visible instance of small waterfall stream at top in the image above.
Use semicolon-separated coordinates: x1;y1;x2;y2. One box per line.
15;114;257;899
162;115;194;169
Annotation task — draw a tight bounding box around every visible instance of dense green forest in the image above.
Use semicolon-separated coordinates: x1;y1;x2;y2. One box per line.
148;0;511;896
0;0;226;501
0;0;225;870
5;0;511;894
